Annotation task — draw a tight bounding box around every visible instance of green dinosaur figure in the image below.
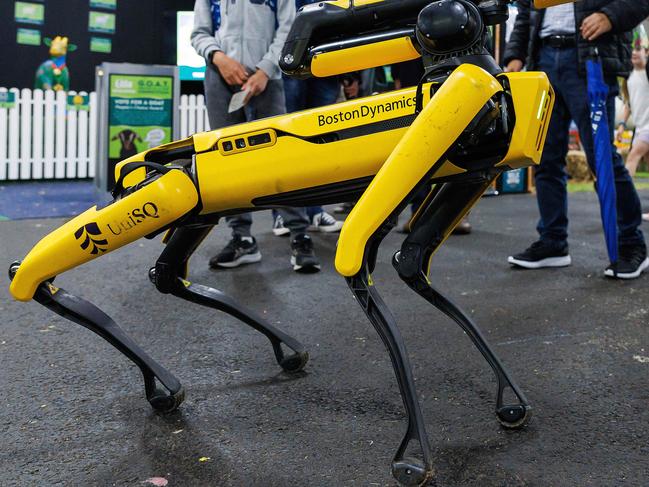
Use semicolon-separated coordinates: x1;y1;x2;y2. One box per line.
35;36;77;91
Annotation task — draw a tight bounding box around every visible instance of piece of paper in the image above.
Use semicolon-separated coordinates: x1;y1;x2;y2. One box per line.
228;89;250;113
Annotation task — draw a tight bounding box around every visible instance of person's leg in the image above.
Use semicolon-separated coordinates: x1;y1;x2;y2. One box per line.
534;47;571;245
303;77;345;231
247;81;320;272
626;130;649;176
283;76;308;114
279;207;310;236
561;52;646;277
605;86;645;249
204;68;254;238
508;46;571;268
626;130;649;220
626;140;649;176
568;69;645;250
280;207;321;272
246;79;287;120
305;77;340;108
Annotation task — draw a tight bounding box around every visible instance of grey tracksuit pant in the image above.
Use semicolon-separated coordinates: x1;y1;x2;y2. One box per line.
204;66;309;238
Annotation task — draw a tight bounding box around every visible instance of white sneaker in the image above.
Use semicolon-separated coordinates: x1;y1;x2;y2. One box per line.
272;214;290;237
308;211;343;233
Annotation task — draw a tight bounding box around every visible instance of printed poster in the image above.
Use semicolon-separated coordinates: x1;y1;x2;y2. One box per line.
90;0;117;9
0;92;17;109
15;2;45;25
90;37;112;53
17;28;41;46
89;11;116;34
108;74;173;160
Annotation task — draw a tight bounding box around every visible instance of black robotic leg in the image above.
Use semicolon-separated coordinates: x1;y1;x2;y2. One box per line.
346;220;434;487
8;263;185;413
394;176;531;428
149;225;308;373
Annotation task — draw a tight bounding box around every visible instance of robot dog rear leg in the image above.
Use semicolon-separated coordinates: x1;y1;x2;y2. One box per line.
150;225;309;374
394;176;532;429
346;219;434;487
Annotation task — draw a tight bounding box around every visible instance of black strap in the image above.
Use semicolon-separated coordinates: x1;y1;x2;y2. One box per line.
111;161;171;199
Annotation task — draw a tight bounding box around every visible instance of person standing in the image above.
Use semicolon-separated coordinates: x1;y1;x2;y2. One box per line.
191;0;321;273
504;0;649;279
618;37;649;182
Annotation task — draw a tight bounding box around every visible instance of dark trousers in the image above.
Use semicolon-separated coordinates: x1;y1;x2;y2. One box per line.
535;46;644;249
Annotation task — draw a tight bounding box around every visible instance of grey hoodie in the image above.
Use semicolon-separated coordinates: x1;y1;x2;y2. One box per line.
190;0;295;80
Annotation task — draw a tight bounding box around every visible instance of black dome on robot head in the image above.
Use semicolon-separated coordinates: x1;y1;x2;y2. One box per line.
415;0;484;56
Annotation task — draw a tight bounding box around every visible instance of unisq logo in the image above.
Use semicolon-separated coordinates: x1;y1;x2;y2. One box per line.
106;202;160;236
75;222;108;254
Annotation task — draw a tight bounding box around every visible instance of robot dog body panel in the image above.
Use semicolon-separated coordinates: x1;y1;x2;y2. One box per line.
9;68;552;300
8;0;561;481
9;170;198;301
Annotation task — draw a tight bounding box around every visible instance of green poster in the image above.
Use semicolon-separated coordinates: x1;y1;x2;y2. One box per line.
90;37;112;53
90;0;117;9
15;2;45;25
108;75;173;159
89;11;116;34
16;28;41;46
0;92;17;109
67;94;90;111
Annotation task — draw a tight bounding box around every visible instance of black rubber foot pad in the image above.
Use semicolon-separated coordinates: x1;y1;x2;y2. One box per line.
392;458;434;486
149;386;186;413
280;351;309;373
497;404;532;429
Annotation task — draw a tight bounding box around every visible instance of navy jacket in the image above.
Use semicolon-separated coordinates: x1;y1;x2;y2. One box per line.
503;0;649;79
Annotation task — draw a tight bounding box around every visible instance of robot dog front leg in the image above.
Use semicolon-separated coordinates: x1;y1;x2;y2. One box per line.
8;168;199;411
335;64;530;486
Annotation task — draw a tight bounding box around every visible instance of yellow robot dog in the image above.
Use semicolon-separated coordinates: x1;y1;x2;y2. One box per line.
9;0;558;485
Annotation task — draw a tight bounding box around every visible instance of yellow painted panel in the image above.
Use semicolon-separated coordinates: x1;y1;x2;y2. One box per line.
335;64;503;277
192;85;424;153
311;37;420;78
496;72;553;169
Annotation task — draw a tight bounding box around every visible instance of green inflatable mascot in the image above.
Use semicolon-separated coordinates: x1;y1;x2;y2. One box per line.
35;36;77;91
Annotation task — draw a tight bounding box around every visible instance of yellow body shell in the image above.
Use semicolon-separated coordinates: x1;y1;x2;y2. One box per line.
10;65;552;301
10;171;198;301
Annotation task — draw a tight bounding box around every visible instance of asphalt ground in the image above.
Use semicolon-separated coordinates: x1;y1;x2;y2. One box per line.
1;191;649;487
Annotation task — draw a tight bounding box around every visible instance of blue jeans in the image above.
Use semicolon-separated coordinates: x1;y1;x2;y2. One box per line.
535;46;644;249
283;76;340;113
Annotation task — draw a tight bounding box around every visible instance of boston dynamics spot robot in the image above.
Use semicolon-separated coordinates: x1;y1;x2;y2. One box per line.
9;0;570;484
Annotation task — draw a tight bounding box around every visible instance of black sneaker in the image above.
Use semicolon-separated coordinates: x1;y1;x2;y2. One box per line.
604;245;649;279
209;235;262;269
290;234;321;273
508;240;571;269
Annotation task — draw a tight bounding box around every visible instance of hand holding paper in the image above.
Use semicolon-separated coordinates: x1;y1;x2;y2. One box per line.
241;69;270;104
228;89;251;113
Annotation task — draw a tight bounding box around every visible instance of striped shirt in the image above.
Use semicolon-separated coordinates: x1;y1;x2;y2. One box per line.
539;4;576;38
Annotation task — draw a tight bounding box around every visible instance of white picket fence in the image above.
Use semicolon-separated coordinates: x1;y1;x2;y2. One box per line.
0;88;97;181
0;88;209;181
179;93;210;139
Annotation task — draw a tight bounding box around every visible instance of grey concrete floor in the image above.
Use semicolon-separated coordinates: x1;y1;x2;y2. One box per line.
1;192;649;486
